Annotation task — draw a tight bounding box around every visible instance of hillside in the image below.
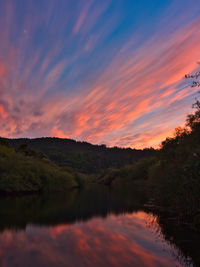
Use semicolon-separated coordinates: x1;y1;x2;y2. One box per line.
0;139;78;193
6;137;156;173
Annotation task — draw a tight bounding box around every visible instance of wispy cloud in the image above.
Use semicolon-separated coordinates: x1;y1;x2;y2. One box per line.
0;0;199;148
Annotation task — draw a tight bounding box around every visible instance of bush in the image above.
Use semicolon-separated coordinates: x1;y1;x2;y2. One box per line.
0;143;78;193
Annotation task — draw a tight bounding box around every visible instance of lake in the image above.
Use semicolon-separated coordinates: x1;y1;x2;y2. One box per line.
0;185;199;267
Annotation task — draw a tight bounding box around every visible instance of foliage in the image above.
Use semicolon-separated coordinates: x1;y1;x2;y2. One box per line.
186;100;200;130
151;101;200;225
0;142;78;193
185;70;200;87
148;102;200;222
97;157;156;187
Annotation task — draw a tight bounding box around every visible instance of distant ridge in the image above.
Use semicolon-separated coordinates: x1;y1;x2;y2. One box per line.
3;137;156;173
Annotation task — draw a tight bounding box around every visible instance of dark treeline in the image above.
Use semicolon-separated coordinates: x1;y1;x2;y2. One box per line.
6;137;155;173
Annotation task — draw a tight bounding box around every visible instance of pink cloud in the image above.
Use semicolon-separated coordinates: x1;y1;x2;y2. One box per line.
0;3;199;149
51;18;200;147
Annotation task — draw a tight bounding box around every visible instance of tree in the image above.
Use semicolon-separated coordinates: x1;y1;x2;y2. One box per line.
186;100;200;130
185;62;200;87
184;65;200;130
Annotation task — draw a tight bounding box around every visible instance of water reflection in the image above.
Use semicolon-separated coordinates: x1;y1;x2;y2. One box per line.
0;185;198;267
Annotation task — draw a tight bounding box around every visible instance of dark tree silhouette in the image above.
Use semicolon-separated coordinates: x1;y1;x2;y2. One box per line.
185;63;200;87
184;64;200;129
186;100;200;130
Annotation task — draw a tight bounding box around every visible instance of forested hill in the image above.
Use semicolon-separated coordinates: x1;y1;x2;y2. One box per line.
6;137;156;173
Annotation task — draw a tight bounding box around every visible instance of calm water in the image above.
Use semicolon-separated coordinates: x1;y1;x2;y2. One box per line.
0;186;199;267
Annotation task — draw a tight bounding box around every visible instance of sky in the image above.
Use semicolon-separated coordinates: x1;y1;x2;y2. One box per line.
0;0;200;149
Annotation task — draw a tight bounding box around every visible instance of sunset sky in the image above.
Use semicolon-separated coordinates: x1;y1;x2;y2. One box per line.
0;0;200;148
